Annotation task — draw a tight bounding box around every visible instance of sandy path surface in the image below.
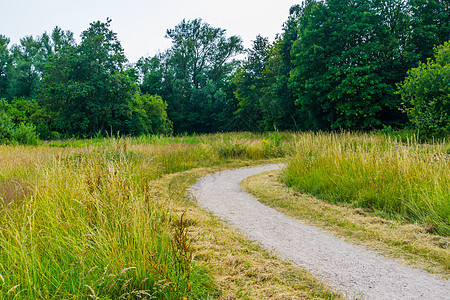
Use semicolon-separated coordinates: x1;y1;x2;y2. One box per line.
189;164;450;300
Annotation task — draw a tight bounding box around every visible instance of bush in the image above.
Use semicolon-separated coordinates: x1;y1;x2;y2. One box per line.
128;94;173;136
399;42;450;139
0;112;14;143
11;122;40;145
0;112;40;145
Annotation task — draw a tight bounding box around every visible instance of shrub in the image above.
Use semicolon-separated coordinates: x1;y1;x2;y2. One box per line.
11;122;40;145
128;94;173;135
399;42;450;139
0;112;14;143
0;112;40;145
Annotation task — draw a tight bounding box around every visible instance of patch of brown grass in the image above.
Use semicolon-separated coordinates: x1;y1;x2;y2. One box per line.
0;145;64;171
242;170;450;278
0;179;32;206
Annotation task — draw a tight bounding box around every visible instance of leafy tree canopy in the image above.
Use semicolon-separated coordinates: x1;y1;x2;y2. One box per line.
39;20;171;138
137;18;243;133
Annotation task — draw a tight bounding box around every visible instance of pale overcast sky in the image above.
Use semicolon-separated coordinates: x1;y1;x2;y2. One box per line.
0;0;301;62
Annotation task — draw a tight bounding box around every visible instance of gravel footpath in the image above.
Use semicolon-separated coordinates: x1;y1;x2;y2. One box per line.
189;164;450;300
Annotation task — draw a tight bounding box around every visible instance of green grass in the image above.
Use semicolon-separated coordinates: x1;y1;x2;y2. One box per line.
284;132;450;236
2;131;447;298
0;133;291;299
0;148;209;299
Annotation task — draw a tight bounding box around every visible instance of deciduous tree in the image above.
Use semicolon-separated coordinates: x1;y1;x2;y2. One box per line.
399;42;450;138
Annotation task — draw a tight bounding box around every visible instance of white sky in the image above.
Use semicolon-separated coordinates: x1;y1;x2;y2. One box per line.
0;0;301;63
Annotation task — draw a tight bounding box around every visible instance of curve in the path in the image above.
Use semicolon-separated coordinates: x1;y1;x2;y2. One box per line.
189;164;450;300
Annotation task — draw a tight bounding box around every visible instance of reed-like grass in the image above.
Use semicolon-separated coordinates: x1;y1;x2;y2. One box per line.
0;147;212;298
284;132;450;236
0;133;291;299
8;131;446;298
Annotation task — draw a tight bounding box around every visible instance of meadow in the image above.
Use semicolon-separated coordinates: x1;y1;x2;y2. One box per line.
0;133;298;299
0;132;448;298
284;132;450;236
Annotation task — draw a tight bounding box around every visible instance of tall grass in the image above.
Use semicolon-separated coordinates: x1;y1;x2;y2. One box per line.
284;132;450;236
0;147;213;298
2;131;447;297
0;133;290;298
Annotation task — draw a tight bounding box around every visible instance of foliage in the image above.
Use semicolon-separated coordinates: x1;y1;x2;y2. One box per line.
4;28;74;100
39;20;171;138
0;111;14;143
399;42;450;139
136;18;243;133
409;0;450;63
128;94;173;135
0;97;54;139
229;0;447;133
0;3;448;137
0;110;39;145
289;0;415;130
233;35;270;131
11;122;40;145
39;21;129;137
0;35;10;98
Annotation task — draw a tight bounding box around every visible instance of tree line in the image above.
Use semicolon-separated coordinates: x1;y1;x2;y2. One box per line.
0;0;448;143
0;20;172;142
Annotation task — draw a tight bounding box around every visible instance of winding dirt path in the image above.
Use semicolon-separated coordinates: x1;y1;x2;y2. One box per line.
189;164;450;300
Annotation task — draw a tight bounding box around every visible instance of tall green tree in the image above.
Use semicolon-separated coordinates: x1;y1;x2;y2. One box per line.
289;0;334;130
233;35;270;131
147;18;243;133
136;54;165;96
51;26;76;52
79;18;126;74
409;0;450;63
289;0;415;130
4;27;75;100
7;36;43;99
267;4;311;130
258;4;311;131
0;35;10;98
40;20;170;137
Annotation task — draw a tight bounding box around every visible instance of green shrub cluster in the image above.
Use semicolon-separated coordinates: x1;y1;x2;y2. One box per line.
0;112;39;145
399;42;450;139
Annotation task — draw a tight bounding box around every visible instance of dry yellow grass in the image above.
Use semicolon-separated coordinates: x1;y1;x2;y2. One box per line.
242;170;450;278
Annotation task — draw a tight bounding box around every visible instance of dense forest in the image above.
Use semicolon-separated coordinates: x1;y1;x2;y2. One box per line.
0;0;449;142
